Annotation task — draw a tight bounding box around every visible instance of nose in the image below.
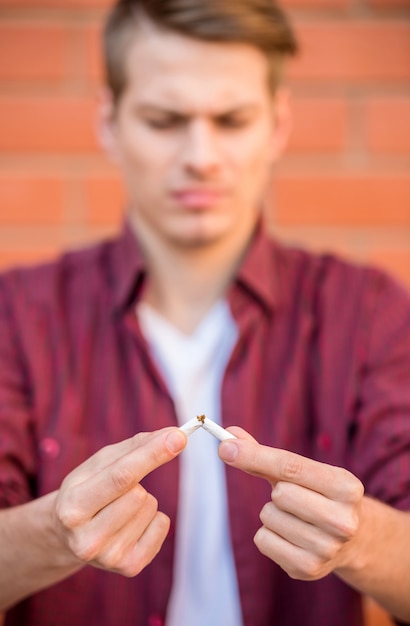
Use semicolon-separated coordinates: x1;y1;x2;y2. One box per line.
181;119;222;177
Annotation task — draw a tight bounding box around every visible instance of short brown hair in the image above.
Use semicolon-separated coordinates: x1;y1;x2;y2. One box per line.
103;0;298;104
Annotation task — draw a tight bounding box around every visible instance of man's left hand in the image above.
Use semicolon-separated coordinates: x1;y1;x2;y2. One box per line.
219;427;364;581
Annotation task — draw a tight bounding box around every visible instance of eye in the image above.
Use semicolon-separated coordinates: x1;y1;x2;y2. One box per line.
216;114;250;129
145;115;184;130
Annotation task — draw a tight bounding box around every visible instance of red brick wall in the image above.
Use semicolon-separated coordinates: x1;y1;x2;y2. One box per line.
0;0;409;288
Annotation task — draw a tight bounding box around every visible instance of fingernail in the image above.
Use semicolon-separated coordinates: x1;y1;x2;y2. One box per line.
166;430;186;454
219;441;238;462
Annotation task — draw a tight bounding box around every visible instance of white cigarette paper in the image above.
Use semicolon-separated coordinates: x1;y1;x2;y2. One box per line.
179;415;237;442
201;416;237;441
178;416;202;437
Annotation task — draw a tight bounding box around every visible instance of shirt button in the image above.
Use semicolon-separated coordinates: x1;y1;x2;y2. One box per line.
148;615;163;626
316;432;332;452
39;437;60;459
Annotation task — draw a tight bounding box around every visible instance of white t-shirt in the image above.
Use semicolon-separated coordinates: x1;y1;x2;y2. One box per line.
137;300;243;626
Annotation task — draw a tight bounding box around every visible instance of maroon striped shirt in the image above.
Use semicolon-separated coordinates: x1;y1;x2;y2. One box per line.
1;222;409;626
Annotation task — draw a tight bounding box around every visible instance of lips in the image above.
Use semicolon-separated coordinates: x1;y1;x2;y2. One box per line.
171;188;226;209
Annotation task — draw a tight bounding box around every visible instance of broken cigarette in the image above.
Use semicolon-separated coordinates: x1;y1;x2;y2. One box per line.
179;414;237;442
178;416;202;437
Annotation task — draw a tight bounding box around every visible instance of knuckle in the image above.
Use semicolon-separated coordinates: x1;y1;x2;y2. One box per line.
155;511;171;536
280;454;304;481
291;555;323;581
129;488;159;517
253;526;270;555
131;432;149;447
348;479;364;503
271;481;287;507
319;537;341;562
145;493;159;515
99;544;126;573
259;502;275;527
121;562;143;578
129;547;150;577
340;470;364;502
71;534;101;564
56;499;83;530
110;464;135;493
130;485;148;508
304;556;324;580
336;510;359;540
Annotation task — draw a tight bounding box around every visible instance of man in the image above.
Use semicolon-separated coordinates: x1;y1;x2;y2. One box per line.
0;1;409;625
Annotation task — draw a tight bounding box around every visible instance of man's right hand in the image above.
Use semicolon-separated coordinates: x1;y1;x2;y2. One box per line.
53;427;187;576
0;427;186;611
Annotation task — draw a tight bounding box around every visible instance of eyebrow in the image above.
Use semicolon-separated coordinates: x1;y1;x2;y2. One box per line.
134;102;261;118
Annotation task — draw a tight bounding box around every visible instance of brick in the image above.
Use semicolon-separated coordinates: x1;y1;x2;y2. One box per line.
0;247;59;270
0;0;111;6
281;0;349;6
289;98;347;153
0;175;64;224
85;176;124;225
0;24;66;81
368;0;410;8
85;23;103;81
75;21;410;85
273;175;410;226
364;99;410;153
0;98;99;152
367;249;410;288
289;22;410;82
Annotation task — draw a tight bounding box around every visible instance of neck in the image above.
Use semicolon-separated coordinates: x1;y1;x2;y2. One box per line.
130;220;255;334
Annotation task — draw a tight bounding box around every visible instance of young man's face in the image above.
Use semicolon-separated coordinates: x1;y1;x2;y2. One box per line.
102;20;291;251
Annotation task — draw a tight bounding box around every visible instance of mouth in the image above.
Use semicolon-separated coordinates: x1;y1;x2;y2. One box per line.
170;188;227;209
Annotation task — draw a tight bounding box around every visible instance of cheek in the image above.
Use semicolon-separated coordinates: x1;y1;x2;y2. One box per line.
120;140;171;190
116;122;172;171
232;138;274;189
230;124;275;169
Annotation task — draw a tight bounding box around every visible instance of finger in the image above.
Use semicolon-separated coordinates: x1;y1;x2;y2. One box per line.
105;511;171;577
270;482;360;539
219;438;363;501
63;428;182;489
260;502;344;563
58;428;186;522
72;490;161;568
254;524;332;581
89;485;158;542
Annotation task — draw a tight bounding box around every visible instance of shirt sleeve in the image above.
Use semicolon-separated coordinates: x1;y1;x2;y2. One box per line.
0;273;37;508
350;270;410;510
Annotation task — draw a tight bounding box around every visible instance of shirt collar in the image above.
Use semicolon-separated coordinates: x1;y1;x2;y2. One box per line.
110;219;279;314
233;223;279;313
110;219;147;312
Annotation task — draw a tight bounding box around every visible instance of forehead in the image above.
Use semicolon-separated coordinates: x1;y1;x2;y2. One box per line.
122;22;271;112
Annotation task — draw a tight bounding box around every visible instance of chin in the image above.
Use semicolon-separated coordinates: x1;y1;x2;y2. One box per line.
165;213;229;246
168;227;228;250
170;230;224;249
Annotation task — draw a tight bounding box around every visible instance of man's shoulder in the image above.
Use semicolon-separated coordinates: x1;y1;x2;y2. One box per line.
270;236;409;316
0;235;117;309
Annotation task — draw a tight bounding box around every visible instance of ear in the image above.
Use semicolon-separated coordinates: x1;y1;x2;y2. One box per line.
268;87;293;162
95;88;121;163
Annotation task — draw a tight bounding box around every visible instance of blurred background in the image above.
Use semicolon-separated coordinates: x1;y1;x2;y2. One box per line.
0;2;408;625
0;0;409;287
